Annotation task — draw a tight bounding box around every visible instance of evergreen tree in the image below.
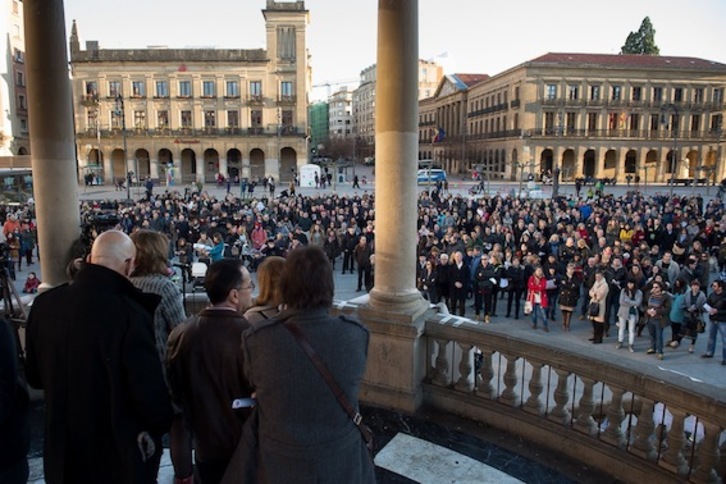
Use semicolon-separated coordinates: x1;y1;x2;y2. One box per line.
620;17;660;55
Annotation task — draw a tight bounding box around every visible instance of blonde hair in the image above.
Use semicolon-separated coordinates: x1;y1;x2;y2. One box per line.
254;256;286;306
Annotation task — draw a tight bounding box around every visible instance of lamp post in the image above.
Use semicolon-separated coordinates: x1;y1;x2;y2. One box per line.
114;94;130;201
660;103;679;198
716;117;723;187
552;113;563;198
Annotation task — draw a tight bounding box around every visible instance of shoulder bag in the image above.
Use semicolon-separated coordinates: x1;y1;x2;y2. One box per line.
283;320;376;460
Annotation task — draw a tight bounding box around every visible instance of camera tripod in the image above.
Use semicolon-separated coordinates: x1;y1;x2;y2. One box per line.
1;264;29;363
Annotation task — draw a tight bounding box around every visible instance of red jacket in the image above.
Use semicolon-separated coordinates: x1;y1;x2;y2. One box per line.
527;275;548;308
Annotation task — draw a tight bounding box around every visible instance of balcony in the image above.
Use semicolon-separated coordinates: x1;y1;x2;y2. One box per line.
334;297;726;484
277;94;297;105
248;94;264;106
510;99;520;109
564;98;586;107
80;94;99;107
76;126;306;138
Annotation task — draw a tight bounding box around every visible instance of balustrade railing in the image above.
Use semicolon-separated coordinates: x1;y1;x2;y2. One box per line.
423;314;725;483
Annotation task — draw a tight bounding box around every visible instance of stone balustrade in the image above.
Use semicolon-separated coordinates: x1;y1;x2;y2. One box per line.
422;313;726;483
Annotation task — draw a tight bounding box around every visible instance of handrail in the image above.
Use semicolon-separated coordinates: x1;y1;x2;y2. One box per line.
422;314;725;482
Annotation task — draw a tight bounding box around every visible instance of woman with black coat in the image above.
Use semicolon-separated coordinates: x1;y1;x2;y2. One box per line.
420;260;438;302
505;257;526;319
474;254;497;323
559;263;581;332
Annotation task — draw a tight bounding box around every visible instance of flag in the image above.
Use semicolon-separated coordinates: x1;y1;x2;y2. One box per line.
432;126;446;143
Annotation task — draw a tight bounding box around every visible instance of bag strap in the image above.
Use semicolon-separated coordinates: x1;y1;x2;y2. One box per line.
283;320;373;443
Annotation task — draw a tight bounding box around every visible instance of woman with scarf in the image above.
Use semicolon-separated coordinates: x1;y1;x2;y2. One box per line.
588;270;609;344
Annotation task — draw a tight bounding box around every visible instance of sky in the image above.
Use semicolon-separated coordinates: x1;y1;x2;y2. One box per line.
63;0;726;101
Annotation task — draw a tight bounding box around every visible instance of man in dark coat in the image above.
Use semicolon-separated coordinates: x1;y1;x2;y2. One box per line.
449;250;471;316
167;259;254;484
25;230;173;484
353;235;373;292
0;318;29;484
341;226;358;274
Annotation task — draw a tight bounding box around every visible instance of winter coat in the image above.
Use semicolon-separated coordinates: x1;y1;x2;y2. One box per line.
588;278;609;323
559;274;581;308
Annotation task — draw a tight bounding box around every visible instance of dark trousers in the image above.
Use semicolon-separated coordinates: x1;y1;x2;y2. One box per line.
357;265;372;291
507;288;524;318
450;291;467;316
491;288;500;314
0;458;28;484
546;291;559;320
197;458;230;484
474;290;493;316
592;321;604;343
342;251;355;273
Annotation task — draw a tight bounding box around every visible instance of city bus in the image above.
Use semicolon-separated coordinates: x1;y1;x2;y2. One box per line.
0;168;34;203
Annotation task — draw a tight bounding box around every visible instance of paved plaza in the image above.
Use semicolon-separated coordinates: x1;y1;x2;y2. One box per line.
15;163;726;483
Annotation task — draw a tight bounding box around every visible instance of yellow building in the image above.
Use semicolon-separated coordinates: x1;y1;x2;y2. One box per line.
421;53;726;184
71;0;310;185
355;59;443;161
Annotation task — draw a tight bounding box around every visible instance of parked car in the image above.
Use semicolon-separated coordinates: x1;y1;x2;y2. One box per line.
417;168;447;184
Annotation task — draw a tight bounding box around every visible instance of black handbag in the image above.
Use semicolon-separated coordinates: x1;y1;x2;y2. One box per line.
588;301;600;317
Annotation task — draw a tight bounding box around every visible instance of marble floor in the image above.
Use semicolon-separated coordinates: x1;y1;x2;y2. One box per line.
25;403;613;483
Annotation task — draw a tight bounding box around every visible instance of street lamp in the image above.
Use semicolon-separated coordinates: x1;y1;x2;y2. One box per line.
114;94;130;201
660;103;679;197
552;113;563;198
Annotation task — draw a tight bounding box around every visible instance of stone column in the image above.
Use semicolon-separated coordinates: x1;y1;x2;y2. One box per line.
24;0;80;287
219;157;228;177
368;0;424;314
356;0;429;414
150;159;160;180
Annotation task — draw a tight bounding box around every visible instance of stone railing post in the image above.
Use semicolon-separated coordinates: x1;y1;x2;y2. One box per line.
499;354;520;407
432;339;450;387
659;408;689;477
548;369;571;426
692;422;722;483
574;377;599;436
523;361;544;416
601;386;626;448
630;398;657;461
475;349;495;400
454;343;473;392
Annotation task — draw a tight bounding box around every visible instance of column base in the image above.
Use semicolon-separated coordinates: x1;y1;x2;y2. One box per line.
355;302;433;414
368;287;429;316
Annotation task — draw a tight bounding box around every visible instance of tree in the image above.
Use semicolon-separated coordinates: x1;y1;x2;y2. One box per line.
322;135;355;161
621;17;660;55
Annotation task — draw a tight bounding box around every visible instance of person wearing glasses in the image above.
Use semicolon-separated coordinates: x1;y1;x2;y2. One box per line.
474;254;496;323
166;259;255;484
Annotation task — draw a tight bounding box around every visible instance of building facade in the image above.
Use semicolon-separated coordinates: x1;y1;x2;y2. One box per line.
328;87;353;139
71;0;310;185
0;0;29;156
354;59;443;161
420;53;726;184
308;101;329;156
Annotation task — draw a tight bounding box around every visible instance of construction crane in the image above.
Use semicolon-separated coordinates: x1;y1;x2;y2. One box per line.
312;78;359;99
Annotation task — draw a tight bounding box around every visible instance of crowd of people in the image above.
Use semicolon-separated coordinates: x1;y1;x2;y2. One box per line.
65;182;726;367
3;179;726;482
